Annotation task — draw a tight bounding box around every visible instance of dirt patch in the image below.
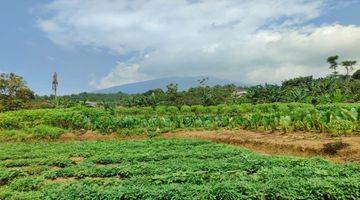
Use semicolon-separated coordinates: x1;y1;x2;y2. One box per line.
70;156;85;164
45;176;122;184
60;131;118;141
161;130;360;163
60;131;147;141
46;177;75;184
51;166;62;170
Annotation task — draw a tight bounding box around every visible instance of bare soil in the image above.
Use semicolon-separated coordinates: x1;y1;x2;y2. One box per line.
58;129;360;163
161;129;360;163
59;131;147;141
69;156;85;164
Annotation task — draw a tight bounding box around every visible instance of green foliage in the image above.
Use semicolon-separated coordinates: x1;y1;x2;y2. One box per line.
36;84;238;108
243;76;360;103
9;177;43;192
282;76;313;87
352;69;360;80
0;103;359;141
341;60;357;76
327;55;339;75
327;120;356;135
0;73;34;112
28;125;66;139
0;140;359;199
0;129;29;142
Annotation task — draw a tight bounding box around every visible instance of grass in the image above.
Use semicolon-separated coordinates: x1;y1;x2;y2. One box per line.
0;125;66;141
0;139;359;199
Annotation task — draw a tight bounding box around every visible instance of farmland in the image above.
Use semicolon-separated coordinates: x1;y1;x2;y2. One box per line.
1;103;360;199
0;103;359;141
1;139;360;199
2;1;360;198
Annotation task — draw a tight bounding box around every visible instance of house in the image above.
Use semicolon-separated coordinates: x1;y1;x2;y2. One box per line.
85;101;99;107
233;90;247;97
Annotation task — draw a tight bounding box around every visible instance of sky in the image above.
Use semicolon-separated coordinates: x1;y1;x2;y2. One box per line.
1;0;360;95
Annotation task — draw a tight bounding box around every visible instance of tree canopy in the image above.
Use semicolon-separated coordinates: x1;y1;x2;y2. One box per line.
0;73;34;111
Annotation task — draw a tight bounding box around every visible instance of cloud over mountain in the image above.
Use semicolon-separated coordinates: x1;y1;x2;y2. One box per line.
38;0;360;88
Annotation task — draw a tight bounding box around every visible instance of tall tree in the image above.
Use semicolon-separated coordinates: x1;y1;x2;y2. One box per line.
0;73;34;111
327;55;339;75
341;60;357;76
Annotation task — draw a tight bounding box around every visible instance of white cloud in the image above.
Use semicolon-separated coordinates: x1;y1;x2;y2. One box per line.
93;62;152;89
37;0;360;87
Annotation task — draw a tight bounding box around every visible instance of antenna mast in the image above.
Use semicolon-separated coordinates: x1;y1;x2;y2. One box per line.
52;72;58;98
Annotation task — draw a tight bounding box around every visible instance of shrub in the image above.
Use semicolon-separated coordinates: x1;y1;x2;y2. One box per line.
327;120;356;135
0;129;29;142
166;106;179;114
28;125;66;139
180;105;191;113
0;170;24;186
9;177;43;192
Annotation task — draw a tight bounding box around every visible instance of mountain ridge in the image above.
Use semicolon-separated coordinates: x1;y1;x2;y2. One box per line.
94;76;242;94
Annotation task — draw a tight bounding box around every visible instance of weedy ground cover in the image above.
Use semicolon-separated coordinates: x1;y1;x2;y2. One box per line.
0;139;359;199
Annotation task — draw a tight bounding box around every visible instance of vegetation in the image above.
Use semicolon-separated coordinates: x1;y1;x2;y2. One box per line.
352;69;360;80
327;55;340;75
0;56;359;199
0;103;359;141
243;75;360;104
33;58;360;108
0;73;34;112
30;74;360;109
43;83;239;108
0;139;359;199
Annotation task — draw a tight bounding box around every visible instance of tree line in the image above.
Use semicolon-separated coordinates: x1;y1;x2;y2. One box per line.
1;56;359;111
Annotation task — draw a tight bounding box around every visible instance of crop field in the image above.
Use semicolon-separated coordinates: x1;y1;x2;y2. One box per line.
2;1;360;199
0;103;360;199
1;139;360;199
0;103;359;142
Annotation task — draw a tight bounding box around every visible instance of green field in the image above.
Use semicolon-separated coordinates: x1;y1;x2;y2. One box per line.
1;103;360;199
1;139;360;199
0;103;359;142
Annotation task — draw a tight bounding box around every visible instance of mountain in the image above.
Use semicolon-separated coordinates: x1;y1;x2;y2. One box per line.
94;76;241;94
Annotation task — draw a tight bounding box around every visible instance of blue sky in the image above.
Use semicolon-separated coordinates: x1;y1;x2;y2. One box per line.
1;0;360;95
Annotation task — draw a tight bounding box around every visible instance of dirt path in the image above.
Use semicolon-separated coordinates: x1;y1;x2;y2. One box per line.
161;130;360;163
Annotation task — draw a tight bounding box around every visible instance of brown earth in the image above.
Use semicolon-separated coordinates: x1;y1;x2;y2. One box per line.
69;156;85;164
58;129;360;163
59;131;147;141
161;129;360;163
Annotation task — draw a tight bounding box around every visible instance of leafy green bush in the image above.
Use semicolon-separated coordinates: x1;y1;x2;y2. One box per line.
180;105;191;113
0;129;29;141
0;170;25;186
9;177;43;192
327;120;356;135
28;125;66;139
